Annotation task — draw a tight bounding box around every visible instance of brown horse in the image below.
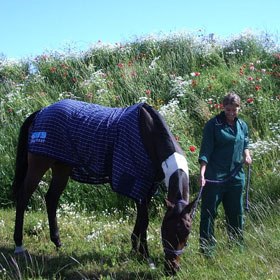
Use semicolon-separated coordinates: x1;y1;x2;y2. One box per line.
12;100;193;275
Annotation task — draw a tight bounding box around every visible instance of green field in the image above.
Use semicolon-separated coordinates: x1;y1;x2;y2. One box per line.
0;30;279;279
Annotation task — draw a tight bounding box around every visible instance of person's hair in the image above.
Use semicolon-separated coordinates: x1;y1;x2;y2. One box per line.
223;93;241;107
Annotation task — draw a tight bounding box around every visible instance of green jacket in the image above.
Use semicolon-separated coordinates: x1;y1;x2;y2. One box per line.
199;111;249;183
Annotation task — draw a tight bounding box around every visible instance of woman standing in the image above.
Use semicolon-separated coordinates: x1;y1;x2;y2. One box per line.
198;93;252;257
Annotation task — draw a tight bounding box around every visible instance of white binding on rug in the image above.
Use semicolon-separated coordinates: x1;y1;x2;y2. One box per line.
161;152;189;189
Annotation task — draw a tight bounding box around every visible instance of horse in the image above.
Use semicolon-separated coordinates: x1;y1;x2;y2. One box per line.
12;99;194;275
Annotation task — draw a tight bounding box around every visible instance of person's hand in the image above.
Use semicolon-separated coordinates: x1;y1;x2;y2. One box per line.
244;154;252;165
199;175;206;187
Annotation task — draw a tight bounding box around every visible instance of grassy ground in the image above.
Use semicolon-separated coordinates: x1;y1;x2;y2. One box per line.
1;200;280;280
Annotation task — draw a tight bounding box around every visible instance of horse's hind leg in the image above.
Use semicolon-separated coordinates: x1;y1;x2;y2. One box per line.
46;162;72;248
14;154;51;254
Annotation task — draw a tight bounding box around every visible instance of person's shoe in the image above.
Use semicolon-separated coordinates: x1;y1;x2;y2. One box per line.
238;244;244;253
199;247;214;258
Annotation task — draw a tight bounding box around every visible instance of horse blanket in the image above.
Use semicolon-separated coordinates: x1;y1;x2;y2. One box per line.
28;99;156;203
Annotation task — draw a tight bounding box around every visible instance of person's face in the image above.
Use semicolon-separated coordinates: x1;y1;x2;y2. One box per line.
224;104;240;123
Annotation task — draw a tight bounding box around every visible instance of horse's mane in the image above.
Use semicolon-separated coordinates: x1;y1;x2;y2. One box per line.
142;103;182;160
142;103;172;137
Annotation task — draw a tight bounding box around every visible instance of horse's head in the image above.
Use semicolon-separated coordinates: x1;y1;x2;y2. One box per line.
158;151;192;274
161;199;193;275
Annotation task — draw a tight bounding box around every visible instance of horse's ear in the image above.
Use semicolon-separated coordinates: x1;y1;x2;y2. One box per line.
180;199;196;217
165;199;175;208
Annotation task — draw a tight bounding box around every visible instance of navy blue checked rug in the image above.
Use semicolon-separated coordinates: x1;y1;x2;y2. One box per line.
28;99;155;203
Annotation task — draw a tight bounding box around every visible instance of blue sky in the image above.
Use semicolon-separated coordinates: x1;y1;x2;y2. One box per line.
1;0;279;59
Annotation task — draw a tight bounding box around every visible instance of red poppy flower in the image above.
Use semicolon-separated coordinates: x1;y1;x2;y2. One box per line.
213;104;219;109
175;137;179;141
248;98;253;103
189;146;196;152
72;78;77;83
255;85;261;91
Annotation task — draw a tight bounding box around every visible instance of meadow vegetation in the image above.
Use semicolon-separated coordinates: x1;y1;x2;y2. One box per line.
0;29;279;279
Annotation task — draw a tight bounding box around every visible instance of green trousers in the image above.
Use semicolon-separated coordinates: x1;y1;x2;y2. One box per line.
199;180;244;250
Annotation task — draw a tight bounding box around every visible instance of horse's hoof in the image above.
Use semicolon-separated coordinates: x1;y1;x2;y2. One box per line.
14;245;25;254
15;251;28;258
52;239;62;248
14;246;27;257
148;258;156;270
55;244;63;250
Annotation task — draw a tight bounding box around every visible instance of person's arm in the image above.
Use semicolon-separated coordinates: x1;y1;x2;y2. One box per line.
242;122;252;165
199;160;207;187
198;119;214;187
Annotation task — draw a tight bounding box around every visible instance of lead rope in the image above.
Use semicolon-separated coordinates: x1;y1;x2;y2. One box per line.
190;164;251;220
244;165;251;212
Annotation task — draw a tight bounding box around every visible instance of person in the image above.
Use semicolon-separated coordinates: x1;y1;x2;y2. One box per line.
198;93;252;257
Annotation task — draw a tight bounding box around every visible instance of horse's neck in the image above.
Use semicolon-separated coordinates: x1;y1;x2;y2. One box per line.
140;105;176;167
139;103;184;178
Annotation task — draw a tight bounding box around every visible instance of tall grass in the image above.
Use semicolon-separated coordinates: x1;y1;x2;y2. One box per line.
0;29;279;279
0;200;280;279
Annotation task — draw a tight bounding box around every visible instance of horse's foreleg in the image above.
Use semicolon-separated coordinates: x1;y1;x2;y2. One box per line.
46;163;71;248
132;200;150;258
14;154;50;254
132;199;156;269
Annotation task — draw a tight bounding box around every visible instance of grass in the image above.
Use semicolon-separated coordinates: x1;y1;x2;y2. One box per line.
0;29;279;279
0;200;280;279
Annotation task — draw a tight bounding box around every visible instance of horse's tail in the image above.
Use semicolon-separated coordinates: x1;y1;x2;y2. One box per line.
12;110;40;198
